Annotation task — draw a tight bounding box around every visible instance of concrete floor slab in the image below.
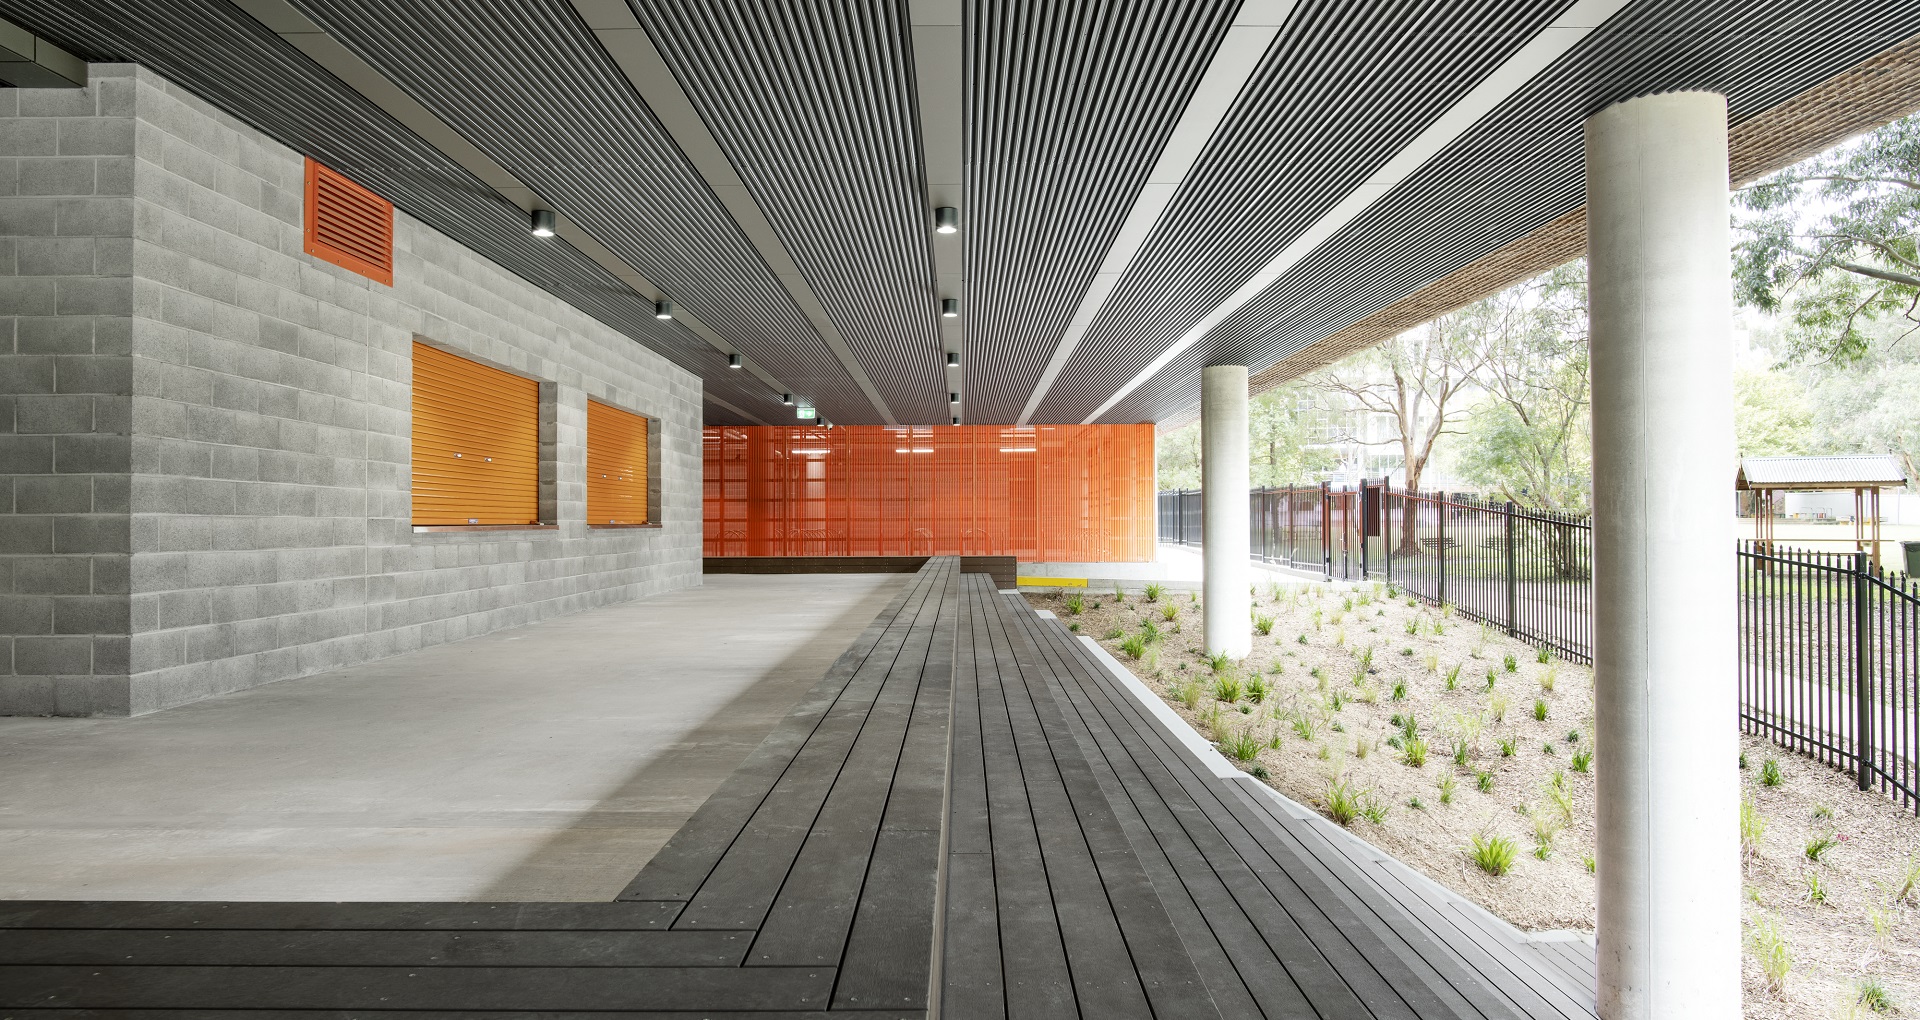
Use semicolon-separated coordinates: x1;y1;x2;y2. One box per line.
0;573;907;903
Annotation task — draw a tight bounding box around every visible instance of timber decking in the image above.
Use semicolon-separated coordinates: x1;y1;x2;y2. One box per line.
0;557;1596;1017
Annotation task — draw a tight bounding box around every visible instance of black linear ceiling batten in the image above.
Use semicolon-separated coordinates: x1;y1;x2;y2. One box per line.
1028;0;1574;425
963;0;1242;423
1095;0;1920;425
277;0;879;424
624;0;947;424
0;0;795;425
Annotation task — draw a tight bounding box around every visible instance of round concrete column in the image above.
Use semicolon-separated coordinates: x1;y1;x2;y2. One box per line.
1201;364;1250;659
1585;91;1739;1020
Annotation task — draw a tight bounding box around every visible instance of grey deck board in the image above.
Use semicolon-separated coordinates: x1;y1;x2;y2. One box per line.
0;965;837;1011
0;900;685;931
0;928;751;967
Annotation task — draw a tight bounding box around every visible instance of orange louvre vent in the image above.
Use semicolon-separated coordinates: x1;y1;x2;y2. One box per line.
587;399;650;525
411;343;541;526
305;157;394;286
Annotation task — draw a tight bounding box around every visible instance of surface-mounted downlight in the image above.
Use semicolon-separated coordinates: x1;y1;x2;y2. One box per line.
655;298;673;319
935;206;959;234
782;393;794;405
946;351;960;366
949;392;960;404
530;209;556;237
941;298;959;318
728;352;742;368
951;416;960;426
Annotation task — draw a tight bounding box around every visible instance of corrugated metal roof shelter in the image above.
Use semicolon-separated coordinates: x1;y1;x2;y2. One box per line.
1736;454;1908;490
1738;455;1908;571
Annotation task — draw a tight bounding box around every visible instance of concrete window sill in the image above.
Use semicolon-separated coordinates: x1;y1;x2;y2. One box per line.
588;523;662;529
411;524;560;533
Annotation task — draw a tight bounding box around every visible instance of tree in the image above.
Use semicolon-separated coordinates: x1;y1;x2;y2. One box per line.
1734;114;1920;364
1453;263;1592;512
1732;367;1813;457
1153;381;1332;491
1314;297;1490;548
1802;319;1920;486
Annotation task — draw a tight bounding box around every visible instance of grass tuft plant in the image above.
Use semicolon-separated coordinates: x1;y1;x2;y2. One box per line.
1065;593;1083;615
1804;833;1837;863
1143;582;1162;602
1470;833;1517;877
1540;667;1557;693
1391;680;1407;701
1212;673;1243;703
1244;674;1268;704
1497;734;1517;757
1224;727;1263;763
1402;737;1428;768
1120;634;1148;660
1444;664;1462;690
1750;918;1791;995
1571;747;1593;773
1857;977;1894;1014
1323;778;1363;826
1761;758;1783;787
1476;769;1494;793
1439;775;1456;805
1503;652;1518;673
1489;695;1509;723
1254;613;1275;635
1532;698;1549;722
1536;646;1552;664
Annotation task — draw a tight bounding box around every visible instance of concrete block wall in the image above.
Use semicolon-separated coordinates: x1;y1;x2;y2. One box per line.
0;76;136;713
0;66;702;716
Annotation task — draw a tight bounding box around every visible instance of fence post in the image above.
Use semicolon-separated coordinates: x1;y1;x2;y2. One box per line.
1855;551;1873;793
1321;481;1332;581
1383;477;1392;584
1436;491;1447;605
1505;500;1519;637
1359;482;1371;579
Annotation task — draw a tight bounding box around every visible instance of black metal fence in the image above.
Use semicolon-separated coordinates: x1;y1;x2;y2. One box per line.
1739;544;1918;812
1159;484;1920;812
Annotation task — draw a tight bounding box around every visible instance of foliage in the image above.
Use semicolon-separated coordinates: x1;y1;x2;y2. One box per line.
1734;114;1920;364
1224;727;1264;763
1749;917;1791;995
1470;833;1517;877
1733;367;1814;456
1761;758;1783;787
1452;263;1593;512
1143;582;1162;602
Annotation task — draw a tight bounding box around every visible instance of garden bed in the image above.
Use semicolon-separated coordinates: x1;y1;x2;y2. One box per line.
1032;579;1920;1018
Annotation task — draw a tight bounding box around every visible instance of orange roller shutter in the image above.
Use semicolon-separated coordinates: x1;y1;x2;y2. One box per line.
588;399;651;525
411;343;541;526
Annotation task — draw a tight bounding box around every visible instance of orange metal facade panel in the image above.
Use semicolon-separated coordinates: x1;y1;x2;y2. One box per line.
701;425;1155;561
411;343;541;526
587;400;650;525
304;158;394;286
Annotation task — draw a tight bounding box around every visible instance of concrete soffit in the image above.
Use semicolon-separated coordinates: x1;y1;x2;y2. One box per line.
911;0;965;422
226;0;774;425
567;0;899;426
0;13;87;87
1080;0;1636;425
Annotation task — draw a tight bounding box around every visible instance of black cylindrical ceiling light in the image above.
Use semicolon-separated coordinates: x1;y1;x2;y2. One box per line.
949;392;960;404
935;206;959;234
782;393;794;405
951;415;960;426
654;298;674;319
727;352;742;368
946;351;960;366
941;298;959;318
530;209;556;237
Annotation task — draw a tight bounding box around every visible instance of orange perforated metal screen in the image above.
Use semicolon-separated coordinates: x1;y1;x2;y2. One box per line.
305;157;394;286
411;343;541;526
703;425;1155;561
587;399;650;525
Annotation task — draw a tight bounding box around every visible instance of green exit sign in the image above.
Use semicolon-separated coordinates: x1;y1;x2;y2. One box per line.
796;406;817;419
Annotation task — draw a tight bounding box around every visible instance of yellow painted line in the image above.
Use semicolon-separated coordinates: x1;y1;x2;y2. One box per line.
1018;576;1087;588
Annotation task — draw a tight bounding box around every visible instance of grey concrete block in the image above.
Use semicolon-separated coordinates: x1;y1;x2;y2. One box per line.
53;433;130;473
53;594;128;635
59;117;134;157
53;514;129;554
17;157;97;197
14;237;95;276
0;120;58;156
14;634;91;675
14;394;94;434
15;473;93;514
0;594;54;634
56;353;134;395
15;316;95;354
55;196;134;236
91;553;130;594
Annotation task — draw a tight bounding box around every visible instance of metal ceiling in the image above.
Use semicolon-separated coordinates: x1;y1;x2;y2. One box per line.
3;0;1917;428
